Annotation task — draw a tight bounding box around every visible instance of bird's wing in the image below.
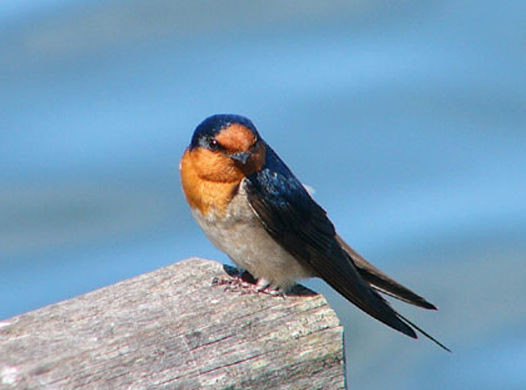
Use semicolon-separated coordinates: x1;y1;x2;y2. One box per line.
335;235;437;310
245;145;416;338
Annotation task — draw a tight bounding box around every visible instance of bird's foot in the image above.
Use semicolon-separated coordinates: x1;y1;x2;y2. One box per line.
255;278;285;298
212;268;255;292
212;268;284;297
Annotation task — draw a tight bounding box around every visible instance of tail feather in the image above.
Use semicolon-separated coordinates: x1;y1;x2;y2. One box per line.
335;234;450;351
336;235;437;310
397;312;451;352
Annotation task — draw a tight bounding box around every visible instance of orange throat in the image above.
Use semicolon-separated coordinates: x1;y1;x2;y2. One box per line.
179;148;243;217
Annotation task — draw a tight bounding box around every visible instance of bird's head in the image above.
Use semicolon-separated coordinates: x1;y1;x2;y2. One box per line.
185;114;266;182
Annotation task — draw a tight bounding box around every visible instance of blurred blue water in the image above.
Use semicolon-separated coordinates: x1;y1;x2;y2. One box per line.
1;1;525;388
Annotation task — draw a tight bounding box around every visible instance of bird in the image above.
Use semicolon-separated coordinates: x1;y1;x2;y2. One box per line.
180;113;449;351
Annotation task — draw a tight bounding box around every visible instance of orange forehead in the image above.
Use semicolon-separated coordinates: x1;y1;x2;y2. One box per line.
215;123;257;152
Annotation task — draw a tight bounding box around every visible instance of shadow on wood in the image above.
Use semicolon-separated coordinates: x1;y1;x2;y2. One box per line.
0;258;344;389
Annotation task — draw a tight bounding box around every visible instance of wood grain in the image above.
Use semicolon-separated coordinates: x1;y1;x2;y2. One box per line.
0;258;344;389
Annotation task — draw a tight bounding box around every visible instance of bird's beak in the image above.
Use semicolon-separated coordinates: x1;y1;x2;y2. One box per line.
230;151;250;165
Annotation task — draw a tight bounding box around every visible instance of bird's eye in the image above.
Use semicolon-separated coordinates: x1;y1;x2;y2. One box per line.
209;138;222;151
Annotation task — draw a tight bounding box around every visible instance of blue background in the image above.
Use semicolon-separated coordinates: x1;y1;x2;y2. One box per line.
1;1;525;388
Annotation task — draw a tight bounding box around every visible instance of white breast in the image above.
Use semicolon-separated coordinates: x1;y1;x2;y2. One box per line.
190;179;312;289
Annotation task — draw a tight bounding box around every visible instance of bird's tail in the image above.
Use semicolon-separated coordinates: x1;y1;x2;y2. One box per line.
336;234;450;352
336;235;437;310
396;311;451;352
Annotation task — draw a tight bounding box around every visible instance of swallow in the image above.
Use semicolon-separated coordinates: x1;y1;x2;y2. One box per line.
180;114;449;351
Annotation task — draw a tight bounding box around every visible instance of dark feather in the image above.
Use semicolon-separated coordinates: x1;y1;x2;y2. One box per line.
336;235;437;310
245;143;450;351
245;144;418;338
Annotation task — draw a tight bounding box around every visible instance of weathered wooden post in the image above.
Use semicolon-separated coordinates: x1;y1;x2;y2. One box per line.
0;258;345;389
